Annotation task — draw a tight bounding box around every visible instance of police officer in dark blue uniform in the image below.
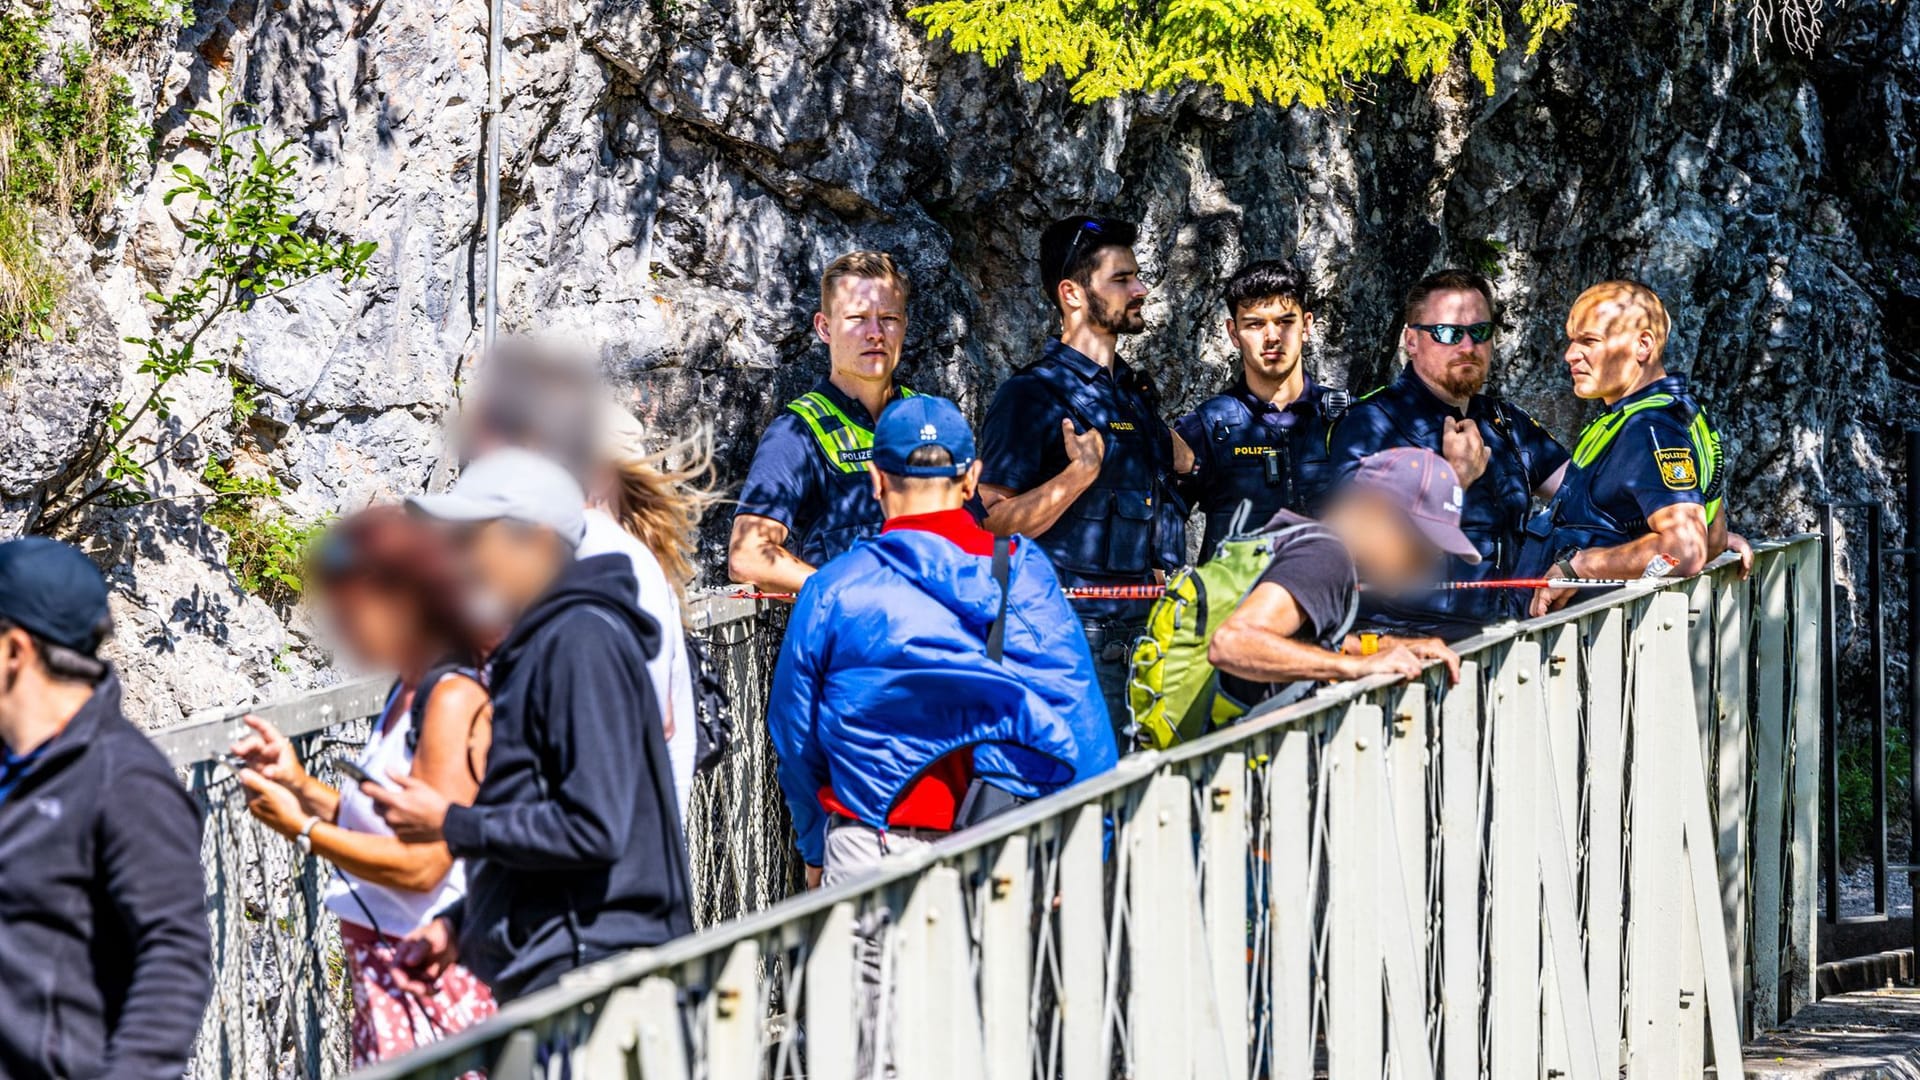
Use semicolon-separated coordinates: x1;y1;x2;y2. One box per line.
1521;280;1737;619
978;216;1191;734
729;252;920;595
1328;268;1570;640
1173;259;1348;561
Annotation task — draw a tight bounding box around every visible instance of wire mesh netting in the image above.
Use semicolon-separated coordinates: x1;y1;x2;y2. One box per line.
186;718;368;1079
182;598;800;1077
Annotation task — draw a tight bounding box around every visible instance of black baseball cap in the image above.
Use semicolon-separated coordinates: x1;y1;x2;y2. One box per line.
1039;215;1139;300
0;538;112;654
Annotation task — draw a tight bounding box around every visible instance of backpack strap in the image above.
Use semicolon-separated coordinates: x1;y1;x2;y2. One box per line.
986;536;1012;663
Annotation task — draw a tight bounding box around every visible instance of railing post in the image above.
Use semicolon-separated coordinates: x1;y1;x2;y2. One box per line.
1328;705;1384;1080
1751;552;1792;1029
1269;728;1313;1080
1057;804;1106;1080
893;867;986;1080
979;835;1033;1080
1202;752;1250;1080
1439;663;1483;1080
1790;539;1824;1012
1626;599;1689;1077
805;903;858;1080
1488;645;1541;1078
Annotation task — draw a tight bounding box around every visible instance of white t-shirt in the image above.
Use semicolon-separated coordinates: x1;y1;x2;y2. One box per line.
578;508;695;827
324;686;467;935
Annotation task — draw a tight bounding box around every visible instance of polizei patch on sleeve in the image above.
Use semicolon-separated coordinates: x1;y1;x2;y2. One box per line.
1654;447;1699;490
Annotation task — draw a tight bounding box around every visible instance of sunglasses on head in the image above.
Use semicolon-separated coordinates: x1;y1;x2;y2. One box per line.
1056;220;1104;284
1408;322;1495;346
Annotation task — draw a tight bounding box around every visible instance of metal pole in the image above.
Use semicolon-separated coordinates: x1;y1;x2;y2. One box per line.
481;0;503;352
1906;430;1920;961
1822;503;1841;925
1870;501;1889;916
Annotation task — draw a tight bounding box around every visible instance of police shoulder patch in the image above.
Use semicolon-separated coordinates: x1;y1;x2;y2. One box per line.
1654;447;1698;490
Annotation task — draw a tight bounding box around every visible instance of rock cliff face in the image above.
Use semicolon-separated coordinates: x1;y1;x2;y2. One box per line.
5;0;1915;721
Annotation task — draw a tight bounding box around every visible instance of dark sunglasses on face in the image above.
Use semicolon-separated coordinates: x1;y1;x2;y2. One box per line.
1408;321;1495;346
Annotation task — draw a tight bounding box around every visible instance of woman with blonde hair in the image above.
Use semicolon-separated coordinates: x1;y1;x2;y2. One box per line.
578;401;721;821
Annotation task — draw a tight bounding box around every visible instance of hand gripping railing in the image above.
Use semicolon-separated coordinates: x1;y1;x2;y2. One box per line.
153;592;799;1079
319;535;1823;1080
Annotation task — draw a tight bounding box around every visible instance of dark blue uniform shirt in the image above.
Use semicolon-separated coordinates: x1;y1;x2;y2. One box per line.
1173;377;1344;560
1517;375;1713;579
734;377;890;570
1328;365;1568;638
979;339;1179;621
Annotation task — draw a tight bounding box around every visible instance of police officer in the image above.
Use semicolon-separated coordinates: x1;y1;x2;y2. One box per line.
1328;268;1570;641
978;215;1191;731
1521;280;1732;618
728;251;918;594
1173;259;1348;561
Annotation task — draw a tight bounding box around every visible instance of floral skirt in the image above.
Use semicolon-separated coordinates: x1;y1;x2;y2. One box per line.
342;920;497;1068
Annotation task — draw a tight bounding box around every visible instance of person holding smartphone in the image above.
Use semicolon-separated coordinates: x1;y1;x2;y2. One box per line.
229;507;498;1066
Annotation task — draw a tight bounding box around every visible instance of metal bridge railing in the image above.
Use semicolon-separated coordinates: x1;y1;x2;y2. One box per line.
152;592;798;1078
296;534;1823;1080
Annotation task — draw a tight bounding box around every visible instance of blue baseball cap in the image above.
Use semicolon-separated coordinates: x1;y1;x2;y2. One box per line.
0;538;112;654
872;395;976;478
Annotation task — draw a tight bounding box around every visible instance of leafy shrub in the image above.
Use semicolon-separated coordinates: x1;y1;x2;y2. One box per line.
910;0;1577;107
92;0;191;49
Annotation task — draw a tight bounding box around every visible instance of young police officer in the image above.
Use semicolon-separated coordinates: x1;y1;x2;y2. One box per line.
1329;269;1569;640
978;216;1192;730
728;251;917;594
1173;259;1347;561
1520;281;1731;618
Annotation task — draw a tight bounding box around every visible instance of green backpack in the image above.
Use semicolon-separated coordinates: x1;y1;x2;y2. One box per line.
1128;520;1330;750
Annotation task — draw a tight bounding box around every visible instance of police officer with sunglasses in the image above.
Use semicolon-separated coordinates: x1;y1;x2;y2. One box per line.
1327;268;1570;641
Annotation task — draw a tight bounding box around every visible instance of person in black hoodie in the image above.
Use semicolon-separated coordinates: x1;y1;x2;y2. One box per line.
0;538;211;1080
366;448;694;1001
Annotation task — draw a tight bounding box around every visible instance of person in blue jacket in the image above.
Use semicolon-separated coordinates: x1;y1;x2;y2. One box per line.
1174;258;1349;560
1328;268;1569;640
978;216;1192;733
768;396;1119;887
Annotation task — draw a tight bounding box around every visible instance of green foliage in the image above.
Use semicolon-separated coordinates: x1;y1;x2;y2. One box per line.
1835;721;1911;867
200;459;323;606
909;0;1577;106
38;96;375;529
0;201;61;341
1457;236;1507;278
91;0;191;48
0;5;145;340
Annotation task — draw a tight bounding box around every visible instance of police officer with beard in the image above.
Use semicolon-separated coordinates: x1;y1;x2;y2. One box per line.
978;216;1192;738
1328;268;1570;641
1173;259;1348;560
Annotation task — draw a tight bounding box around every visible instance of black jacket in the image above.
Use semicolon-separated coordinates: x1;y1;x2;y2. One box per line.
0;674;211;1080
441;554;694;1000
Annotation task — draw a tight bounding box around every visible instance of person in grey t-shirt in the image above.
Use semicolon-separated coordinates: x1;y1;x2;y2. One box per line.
1210;448;1472;706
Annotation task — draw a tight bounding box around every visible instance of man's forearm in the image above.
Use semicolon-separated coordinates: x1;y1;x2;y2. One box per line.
728;537;816;594
1211;630;1361;685
1573;525;1708;580
981;464;1099;538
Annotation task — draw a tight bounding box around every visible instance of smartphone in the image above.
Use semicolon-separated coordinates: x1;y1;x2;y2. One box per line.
335;759;398;791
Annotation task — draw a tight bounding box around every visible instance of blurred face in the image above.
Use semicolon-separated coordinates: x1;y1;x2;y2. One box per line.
1334;491;1443;592
1065;247;1148;337
815;275;908;386
1403;288;1493;403
455;521;568;626
322;582;421;672
1563;290;1659;404
1228;296;1313;387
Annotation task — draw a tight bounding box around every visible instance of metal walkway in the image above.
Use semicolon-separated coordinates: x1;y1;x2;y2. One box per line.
158;537;1826;1079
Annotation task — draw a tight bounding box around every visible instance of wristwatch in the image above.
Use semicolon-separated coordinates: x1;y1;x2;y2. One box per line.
1554;548;1581;580
296;816;320;855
